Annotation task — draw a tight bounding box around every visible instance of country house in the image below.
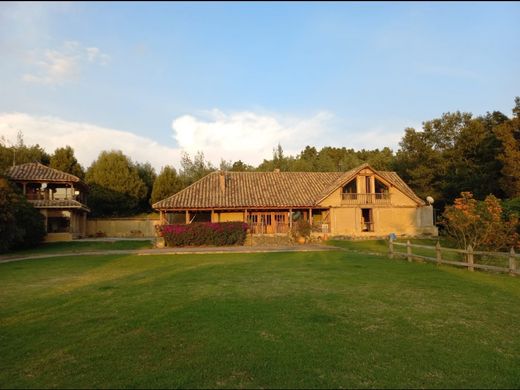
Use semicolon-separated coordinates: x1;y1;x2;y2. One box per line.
6;162;90;241
153;163;437;237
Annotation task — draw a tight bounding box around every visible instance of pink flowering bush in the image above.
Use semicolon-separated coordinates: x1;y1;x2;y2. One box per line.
157;222;248;247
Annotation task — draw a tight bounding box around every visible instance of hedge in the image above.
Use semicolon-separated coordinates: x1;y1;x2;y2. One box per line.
158;222;248;247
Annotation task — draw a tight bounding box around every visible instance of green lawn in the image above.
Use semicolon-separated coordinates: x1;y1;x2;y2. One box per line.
0;240;153;258
1;251;520;388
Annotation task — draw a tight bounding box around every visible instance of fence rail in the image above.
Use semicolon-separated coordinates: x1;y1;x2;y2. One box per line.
388;240;519;275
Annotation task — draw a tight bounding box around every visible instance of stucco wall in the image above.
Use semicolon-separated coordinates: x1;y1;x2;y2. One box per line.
215;212;245;222
329;206;437;237
86;218;160;238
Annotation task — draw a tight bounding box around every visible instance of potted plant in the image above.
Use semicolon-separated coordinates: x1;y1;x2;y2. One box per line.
291;219;312;244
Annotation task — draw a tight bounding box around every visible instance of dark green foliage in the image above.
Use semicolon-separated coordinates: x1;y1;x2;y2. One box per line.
50;146;85;179
159;222;248;247
150;165;183;205
0;132;50;174
85;150;147;216
0;178;45;252
135;162;156;213
179;151;215;187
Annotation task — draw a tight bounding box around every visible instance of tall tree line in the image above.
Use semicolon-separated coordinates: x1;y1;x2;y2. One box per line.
1;97;518;216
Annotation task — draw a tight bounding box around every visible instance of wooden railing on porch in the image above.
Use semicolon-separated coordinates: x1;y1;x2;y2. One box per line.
341;193;391;204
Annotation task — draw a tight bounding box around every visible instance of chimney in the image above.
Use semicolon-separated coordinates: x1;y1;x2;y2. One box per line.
273;168;280;173
219;170;225;192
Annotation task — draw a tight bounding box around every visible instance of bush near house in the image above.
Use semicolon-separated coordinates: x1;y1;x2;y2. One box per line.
0;178;45;252
158;222;248;247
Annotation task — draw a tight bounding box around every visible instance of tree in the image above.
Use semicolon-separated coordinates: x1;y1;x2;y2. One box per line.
0;132;50;174
0;177;45;252
50;146;85;179
85;150;147;216
441;192;519;251
136;162;156;213
493;101;520;198
150;165;183;206
179;151;215;186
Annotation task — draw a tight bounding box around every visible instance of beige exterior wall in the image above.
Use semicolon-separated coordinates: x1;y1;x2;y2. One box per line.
327;206;437;237
86;218;160;238
45;232;73;242
215;212;245;222
318;170;436;237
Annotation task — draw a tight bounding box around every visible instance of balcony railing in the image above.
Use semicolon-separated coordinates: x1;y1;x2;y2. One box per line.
341;192;391;204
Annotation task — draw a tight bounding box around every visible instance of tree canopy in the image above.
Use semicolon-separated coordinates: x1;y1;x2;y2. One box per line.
85;150;148;216
50;146;85;179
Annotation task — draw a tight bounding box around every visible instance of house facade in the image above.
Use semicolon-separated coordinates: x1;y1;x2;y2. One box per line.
153;164;437;237
6;162;90;241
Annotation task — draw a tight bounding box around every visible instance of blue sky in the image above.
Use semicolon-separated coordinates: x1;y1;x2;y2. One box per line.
1;1;519;170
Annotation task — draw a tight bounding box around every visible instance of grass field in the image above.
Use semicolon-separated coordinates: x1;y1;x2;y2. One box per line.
0;240;153;259
1;250;520;388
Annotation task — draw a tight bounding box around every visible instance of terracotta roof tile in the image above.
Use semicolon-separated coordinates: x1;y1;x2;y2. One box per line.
29;199;90;211
6;162;82;184
153;165;425;210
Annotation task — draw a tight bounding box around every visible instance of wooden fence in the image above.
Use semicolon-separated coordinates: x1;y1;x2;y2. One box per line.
388;240;519;276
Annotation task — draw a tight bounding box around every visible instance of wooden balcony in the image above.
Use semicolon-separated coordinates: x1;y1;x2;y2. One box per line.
341;193;391;205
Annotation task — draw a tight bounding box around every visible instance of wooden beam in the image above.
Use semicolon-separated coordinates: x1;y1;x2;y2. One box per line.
309;208;313;225
185;210;189;224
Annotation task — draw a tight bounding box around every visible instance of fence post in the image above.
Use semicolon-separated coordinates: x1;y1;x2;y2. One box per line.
466;245;474;272
388;238;394;259
406;240;412;262
436;241;442;265
509;247;517;276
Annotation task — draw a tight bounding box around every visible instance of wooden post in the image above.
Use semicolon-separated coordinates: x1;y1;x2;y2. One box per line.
467;245;474;272
406;240;412;262
435;241;442;265
289;209;293;230
309;208;313;225
388;238;394;259
509;247;517;276
185;210;189;224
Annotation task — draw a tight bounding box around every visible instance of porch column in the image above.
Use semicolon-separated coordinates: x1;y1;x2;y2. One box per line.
244;209;248;223
211;209;215;223
185;210;189;224
289;209;293;229
309;208;313;225
22;183;26;195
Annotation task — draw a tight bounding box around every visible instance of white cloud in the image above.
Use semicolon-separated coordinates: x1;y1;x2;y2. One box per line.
0;113;180;171
22;41;110;85
171;109;335;165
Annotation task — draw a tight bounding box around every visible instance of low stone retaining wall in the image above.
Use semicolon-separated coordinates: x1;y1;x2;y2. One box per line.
86;218;160;238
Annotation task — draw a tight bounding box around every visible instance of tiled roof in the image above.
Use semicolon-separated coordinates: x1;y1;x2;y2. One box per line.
29;199;90;211
6;162;83;184
154;171;344;209
378;171;424;205
154;164;425;210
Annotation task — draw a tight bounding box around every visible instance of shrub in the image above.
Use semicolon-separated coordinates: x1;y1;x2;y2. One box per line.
441;192;519;251
0;178;45;252
291;219;312;239
158;222;248;247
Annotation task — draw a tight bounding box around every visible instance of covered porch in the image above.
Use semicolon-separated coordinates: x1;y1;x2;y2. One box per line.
159;208;331;235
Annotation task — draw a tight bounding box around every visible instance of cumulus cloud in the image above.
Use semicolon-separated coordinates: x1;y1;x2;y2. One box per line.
22;41;110;85
0;113;180;170
172;109;335;165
